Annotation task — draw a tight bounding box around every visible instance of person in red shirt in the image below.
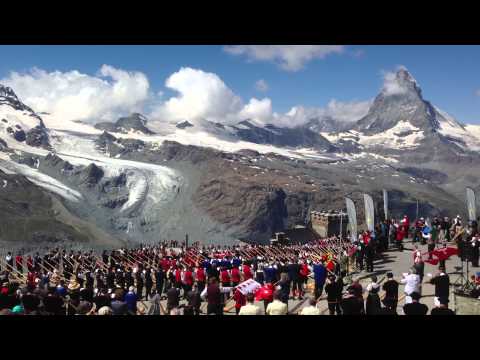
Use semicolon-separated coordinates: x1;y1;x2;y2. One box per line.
196;265;206;294
26;256;33;272
243;263;253;281
183;266;194;298
174;266;182;289
160;257;170;272
299;261;310;298
15;254;23;274
362;231;371;246
233;288;246;315
231;266;241;287
220;267;231;287
396;224;405;251
27;271;37;289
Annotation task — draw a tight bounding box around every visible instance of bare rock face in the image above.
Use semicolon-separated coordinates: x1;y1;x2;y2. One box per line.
95;113;154;135
78;163;104;187
26;126;51;149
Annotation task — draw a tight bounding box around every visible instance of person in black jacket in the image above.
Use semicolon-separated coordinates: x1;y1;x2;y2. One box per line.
382;272;399;313
125;269;134;289
365;283;382;315
166;286;180;314
340;287;364;315
287;260;301;300
429;267;450;307
355;242;365;271
106;269;115;290
185;283;202;315
403;292;428;315
469;235;479;267
135;270;144;300
116;269;125;290
145;268;153;300
365;243;375;273
325;274;343;315
155;267;164;296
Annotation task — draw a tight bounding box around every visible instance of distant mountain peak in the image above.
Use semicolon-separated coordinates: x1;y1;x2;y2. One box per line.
0;84;42;120
95;113;154;135
380;67;422;99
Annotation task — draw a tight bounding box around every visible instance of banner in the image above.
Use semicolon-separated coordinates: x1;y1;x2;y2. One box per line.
345;197;357;240
466;187;476;221
236;278;261;295
364;194;375;232
383;189;388;220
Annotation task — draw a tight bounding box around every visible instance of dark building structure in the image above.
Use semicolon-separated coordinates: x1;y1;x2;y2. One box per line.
310;210;348;238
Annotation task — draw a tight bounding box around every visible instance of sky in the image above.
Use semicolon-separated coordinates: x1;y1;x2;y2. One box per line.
0;45;479;126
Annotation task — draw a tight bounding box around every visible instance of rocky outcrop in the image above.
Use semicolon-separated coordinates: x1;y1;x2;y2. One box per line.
95;113;154;135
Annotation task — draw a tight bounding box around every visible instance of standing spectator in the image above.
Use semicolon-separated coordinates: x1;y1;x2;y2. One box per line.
166;284;180;314
401;268;420;304
382;272;399;313
428;266;450;307
287;259;301;299
313;260;327;300
325;274;342;315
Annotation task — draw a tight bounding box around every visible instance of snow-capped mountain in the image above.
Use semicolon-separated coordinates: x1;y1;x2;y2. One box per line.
0;85;50;149
1;69;480;249
95;113;155;135
321;68;480;156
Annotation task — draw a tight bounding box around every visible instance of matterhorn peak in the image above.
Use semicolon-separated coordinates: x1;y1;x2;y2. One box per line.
381;66;422;98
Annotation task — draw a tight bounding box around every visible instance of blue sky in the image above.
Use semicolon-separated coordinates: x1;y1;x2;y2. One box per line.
0;45;479;124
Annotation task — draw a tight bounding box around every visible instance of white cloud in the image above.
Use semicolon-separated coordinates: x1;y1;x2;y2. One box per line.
224;45;344;71
323;99;372;122
0;65;150;123
1;64;372;132
382;71;407;96
239;98;273;123
254;79;269;92
475;89;480;97
270;99;371;128
381;65;416;96
150;67;369;129
151;67;244;125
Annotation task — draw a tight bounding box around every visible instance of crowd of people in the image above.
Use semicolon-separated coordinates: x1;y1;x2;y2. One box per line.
0;214;479;316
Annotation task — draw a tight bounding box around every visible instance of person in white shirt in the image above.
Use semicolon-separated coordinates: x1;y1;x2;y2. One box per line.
300;297;321;315
266;291;288;315
239;293;261;315
401;268;420;304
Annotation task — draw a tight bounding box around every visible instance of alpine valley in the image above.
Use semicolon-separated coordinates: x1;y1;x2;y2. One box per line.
1;68;480;249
